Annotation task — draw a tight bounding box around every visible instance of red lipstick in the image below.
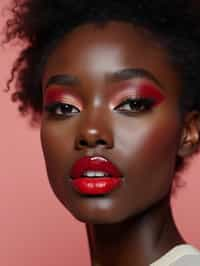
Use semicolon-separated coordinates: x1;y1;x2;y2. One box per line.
70;156;123;195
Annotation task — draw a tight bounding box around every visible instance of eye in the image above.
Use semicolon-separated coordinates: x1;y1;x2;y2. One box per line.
44;102;80;117
114;98;155;113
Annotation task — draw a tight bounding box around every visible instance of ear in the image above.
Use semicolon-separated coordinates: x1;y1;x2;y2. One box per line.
178;111;200;158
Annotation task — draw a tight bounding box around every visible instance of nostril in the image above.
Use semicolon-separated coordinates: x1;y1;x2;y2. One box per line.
96;139;107;145
79;139;107;147
79;139;88;146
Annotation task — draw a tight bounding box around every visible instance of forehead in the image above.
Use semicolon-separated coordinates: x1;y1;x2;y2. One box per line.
43;21;182;94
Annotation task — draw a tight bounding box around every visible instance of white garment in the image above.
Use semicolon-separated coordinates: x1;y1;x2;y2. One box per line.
150;244;200;266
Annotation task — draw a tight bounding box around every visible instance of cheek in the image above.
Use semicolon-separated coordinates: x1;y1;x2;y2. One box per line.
114;109;182;192
40;120;75;179
115;110;181;163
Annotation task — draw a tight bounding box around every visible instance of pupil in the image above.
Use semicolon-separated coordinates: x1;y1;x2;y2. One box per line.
62;104;72;113
130;100;141;109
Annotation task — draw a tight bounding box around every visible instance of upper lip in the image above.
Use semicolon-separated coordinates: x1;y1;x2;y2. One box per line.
70;156;123;179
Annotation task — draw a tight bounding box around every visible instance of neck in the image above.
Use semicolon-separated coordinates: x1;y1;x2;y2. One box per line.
85;195;185;266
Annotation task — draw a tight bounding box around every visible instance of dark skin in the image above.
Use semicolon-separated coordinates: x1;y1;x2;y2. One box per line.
40;22;200;266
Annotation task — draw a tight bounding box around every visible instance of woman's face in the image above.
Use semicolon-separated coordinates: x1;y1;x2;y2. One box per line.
41;21;184;223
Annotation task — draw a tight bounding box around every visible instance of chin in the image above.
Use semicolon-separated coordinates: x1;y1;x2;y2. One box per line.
66;204;135;225
72;213;125;224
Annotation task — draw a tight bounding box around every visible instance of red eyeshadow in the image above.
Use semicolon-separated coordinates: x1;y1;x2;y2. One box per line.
44;88;65;104
138;84;165;105
44;87;83;111
110;82;165;108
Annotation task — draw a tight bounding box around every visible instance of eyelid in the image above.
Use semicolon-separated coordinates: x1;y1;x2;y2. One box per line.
44;90;83;111
110;93;140;109
114;97;155;110
44;102;81;116
110;84;164;109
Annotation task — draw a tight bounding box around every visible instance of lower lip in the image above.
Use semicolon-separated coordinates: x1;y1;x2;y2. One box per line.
71;177;122;195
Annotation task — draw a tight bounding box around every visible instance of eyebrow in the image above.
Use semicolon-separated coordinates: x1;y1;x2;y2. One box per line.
107;68;163;88
45;68;163;89
45;74;79;89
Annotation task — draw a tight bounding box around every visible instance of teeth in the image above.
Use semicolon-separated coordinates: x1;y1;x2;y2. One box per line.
82;170;110;177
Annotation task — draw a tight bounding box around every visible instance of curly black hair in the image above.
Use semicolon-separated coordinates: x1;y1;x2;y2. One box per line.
4;0;200;172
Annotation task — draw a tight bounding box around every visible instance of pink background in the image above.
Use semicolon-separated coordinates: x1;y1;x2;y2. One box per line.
1;1;200;265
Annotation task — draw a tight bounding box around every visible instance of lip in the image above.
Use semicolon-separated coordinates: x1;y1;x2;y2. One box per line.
69;156;123;195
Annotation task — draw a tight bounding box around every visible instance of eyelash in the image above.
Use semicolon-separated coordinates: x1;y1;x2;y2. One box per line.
44;102;80;118
44;98;156;118
114;98;155;113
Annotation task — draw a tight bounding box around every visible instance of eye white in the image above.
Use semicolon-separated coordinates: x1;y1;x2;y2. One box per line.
55;104;79;115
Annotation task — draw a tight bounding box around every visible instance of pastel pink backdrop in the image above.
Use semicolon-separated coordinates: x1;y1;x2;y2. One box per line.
0;1;200;265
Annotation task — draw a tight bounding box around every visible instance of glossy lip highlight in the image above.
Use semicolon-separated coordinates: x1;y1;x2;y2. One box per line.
70;156;123;179
69;156;123;195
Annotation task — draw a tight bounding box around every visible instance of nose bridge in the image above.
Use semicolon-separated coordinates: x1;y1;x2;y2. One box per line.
75;104;114;149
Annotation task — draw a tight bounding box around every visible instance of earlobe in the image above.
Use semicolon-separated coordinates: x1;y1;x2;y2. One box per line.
178;111;200;158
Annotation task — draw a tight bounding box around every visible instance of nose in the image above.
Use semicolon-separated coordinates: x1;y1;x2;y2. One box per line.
74;108;114;150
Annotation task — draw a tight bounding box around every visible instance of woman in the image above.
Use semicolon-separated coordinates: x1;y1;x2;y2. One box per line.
5;0;200;265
